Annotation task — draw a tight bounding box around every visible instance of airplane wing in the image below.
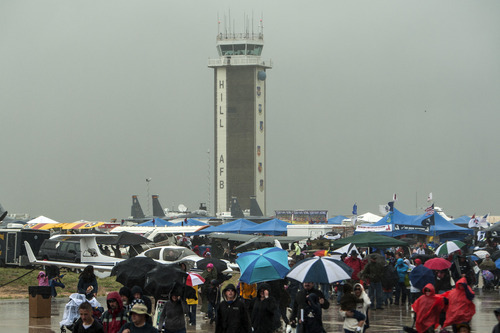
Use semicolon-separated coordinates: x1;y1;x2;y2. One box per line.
24;241;114;278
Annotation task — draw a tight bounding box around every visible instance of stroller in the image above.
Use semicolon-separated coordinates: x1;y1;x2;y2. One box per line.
482;270;495;290
60;293;103;332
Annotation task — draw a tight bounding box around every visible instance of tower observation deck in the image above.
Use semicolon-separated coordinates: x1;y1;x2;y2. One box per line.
208;21;272;216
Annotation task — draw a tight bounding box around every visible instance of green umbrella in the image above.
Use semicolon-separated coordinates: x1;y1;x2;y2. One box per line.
434;240;465;256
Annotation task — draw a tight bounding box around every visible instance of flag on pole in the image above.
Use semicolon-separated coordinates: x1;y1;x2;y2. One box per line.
478;213;490;228
425;204;435;216
352;203;357;215
468;214;478;228
427;192;433;202
393;193;397;201
388;201;394;212
379;204;389;216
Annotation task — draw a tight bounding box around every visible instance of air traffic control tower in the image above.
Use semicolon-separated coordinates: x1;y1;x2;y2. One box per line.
208;21;272;216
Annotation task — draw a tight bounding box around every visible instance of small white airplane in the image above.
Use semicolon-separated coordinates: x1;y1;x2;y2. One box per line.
24;234;121;278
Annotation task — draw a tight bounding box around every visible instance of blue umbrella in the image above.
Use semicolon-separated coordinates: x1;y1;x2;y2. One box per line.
236;247;290;284
495;258;500;269
286;256;353;284
409;265;435;290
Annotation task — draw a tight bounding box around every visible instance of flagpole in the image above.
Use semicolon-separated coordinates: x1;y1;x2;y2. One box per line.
415;191;417;214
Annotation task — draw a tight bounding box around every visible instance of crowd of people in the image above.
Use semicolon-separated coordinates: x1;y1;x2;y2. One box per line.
39;236;500;333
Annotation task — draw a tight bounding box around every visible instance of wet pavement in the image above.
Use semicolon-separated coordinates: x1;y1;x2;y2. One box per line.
1;288;499;332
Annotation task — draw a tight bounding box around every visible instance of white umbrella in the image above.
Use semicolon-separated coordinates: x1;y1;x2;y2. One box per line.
329;243;359;260
473;250;490;259
186;272;205;286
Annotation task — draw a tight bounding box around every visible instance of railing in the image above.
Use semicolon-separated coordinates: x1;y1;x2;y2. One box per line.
208;57;272;67
216;32;264;41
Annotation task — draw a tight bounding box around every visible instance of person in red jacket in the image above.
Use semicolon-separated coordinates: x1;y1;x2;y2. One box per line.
101;291;128;333
411;283;445;333
344;251;364;283
441;277;476;331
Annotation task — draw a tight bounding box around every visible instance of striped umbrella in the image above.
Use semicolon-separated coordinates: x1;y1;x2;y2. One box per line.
286;256;353;284
434;241;466;256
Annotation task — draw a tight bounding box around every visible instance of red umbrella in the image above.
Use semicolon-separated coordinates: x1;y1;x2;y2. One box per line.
314;250;328;257
424;257;452;270
186;272;205;287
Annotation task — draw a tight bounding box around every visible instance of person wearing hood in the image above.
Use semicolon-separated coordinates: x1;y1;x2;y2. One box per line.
251;283;278;333
303;293;325;333
411;283;445;333
101;291;127;333
119;287;132;307
394;258;409;306
215;284;251;333
441;277;476;331
291;282;330;328
201;263;218;316
37;271;49;286
353;283;371;331
158;289;188;333
130;286;152;314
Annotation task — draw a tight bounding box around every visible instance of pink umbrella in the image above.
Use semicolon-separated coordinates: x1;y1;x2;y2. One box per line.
424;257;452;270
186;272;205;286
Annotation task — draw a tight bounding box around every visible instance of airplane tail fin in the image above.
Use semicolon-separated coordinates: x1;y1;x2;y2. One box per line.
230;197;244;218
24;241;37;263
131;195;145;219
152;195;165;217
250;196;263;216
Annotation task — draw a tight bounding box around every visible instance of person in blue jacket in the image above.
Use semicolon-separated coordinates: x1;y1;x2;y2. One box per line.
394;258;409;305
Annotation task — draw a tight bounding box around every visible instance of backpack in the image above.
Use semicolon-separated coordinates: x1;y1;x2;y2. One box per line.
382;264;399;289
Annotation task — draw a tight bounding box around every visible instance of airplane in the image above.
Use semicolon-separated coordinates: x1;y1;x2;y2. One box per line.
207;232;307;250
24;234;121;278
124;195;209;224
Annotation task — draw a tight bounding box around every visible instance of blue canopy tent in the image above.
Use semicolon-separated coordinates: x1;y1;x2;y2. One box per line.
355;208;473;239
137;218;175;227
240;218;291;236
172;218;207;227
328;215;348;225
196;218;257;235
449;215;471;225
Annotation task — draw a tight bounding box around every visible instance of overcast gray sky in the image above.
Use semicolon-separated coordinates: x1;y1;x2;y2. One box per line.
1;1;499;222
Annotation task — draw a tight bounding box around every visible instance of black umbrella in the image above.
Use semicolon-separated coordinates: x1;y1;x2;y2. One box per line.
410;253;435;263
143;264;187;300
110;256;158;289
196;258;227;272
491;250;500;262
97;232;152;246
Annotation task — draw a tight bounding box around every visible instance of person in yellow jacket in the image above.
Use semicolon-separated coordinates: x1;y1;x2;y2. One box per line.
239;282;257;303
186;285;199;326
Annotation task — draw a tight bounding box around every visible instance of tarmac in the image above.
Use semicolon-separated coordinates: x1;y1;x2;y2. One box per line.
1;288;499;333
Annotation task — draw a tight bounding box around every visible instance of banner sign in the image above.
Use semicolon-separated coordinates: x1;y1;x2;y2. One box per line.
355;224;393;232
394;224;430;232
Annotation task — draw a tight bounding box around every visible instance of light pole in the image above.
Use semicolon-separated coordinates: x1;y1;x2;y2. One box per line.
146;178;152;216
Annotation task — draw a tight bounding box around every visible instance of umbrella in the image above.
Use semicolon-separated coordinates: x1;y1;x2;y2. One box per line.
491;250;500;262
144;264;187;300
424;258;452;271
366;252;385;265
196;258;227;273
236;247;290;284
495;258;500;270
434;241;465;256
468;255;480;262
314;250;328;257
186;272;205;287
410;253;434;263
482;270;495;281
473;250;490;259
409;265;435;290
479;259;496;271
110;256;158;289
286;257;353;284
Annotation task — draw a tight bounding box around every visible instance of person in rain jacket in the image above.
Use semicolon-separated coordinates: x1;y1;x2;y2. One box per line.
158;288;188;333
251;283;278;333
291;282;330;327
101;291;127;333
411;283;445;333
215;284;251;333
303;293;325;333
394;258;409;305
441;277;476;330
